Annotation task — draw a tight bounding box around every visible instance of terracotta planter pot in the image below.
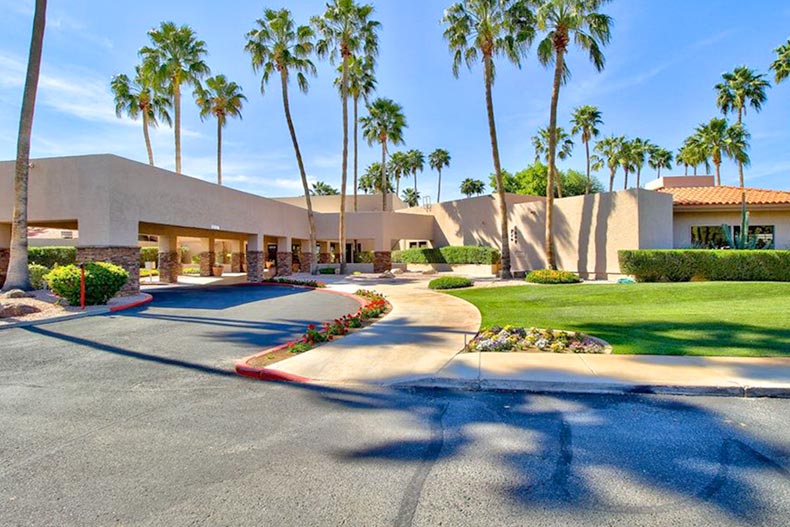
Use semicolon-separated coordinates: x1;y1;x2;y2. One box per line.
212;265;224;277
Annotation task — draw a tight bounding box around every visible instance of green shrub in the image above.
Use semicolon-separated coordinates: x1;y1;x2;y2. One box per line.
428;276;474;290
181;265;200;275
140;247;159;266
28;263;50;289
354;251;374;264
618;249;790;282
318;267;337;275
140;269;159;278
28;247;76;268
45;262;129;305
525;269;582;284
392;246;501;265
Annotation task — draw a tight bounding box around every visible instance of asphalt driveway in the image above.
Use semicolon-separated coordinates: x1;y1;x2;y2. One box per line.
0;284;788;526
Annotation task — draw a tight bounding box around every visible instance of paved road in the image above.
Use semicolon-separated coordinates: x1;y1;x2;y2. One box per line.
1;286;789;526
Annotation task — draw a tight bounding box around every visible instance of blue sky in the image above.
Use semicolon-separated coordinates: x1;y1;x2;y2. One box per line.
2;0;790;202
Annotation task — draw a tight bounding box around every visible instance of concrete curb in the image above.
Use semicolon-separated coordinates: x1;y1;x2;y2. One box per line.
393;377;790;398
0;293;153;330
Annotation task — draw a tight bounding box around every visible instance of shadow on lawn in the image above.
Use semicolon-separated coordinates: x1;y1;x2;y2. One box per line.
287;382;790;524
575;320;790;357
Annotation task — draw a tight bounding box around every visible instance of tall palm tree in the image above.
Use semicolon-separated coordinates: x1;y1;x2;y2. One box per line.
770;38;790;85
406;149;425;194
460;177;486;197
3;0;46;292
429;148;451;203
245;8;318;273
389;151;409;195
676;142;692;176
443;0;536;278
360;162;393;193
617;139;638;190
401;188;421;207
648;146;673;179
532;126;573;163
194;75;246;186
313;0;380;275
536;0;612;270
360;97;407;211
681;134;710;176
335;56;377;212
111;65;172;166
140;22;210;175
694;118;748;186
594;135;622;192
570;104;602;194
715;66;769;187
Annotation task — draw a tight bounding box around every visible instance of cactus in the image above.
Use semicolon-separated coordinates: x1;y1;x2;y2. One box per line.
721;198;758;249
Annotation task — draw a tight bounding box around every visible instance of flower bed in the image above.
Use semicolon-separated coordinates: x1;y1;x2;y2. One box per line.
465;325;609;354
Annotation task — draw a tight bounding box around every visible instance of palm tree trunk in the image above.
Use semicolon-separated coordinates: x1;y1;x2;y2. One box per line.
353;94;359;213
684;164;688;176
545;49;565;271
174;80;182;174
339;54;349;274
396;174;400;196
693;165;697;176
584;140;591;194
280;71;316;274
437;168;442;203
609;168;615;192
3;0;46;292
413;170;417;193
636;166;642;188
216;117;222;186
715;162;721;186
623;168;629;190
380;139;387;211
142;111;155;166
484;54;511;279
737;107;744;188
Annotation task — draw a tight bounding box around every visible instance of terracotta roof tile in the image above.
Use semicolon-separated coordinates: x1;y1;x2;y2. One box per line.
655;185;790;207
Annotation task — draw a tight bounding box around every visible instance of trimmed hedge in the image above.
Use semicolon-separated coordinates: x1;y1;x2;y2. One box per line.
140;247;159;265
428;276;474;290
619;250;790;282
28;264;50;289
45;262;129;305
28;247;76;268
392;246;501;265
526;269;582;284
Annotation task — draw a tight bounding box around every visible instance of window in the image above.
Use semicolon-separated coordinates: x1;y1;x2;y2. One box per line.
734;225;775;249
691;225;776;249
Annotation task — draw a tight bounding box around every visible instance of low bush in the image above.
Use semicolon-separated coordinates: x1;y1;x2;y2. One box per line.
45;262;129;305
181;265;200;275
392;246;501;265
263;278;327;288
28;247;76;268
28;264;50;289
318;267;337;275
139;247;159;266
140;269;159;278
525;269;582;284
354;251;374;264
619;249;790;282
428;276;474;290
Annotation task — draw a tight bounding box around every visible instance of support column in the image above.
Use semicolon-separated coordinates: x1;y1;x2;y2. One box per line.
318;241;331;264
276;236;292;276
157;234;180;284
230;240;244;273
198;237;215;277
373;238;392;273
299;239;313;273
246;234;265;283
0;224;10;287
76;246;140;295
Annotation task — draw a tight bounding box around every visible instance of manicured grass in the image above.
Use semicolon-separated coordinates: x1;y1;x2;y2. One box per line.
448;282;790;356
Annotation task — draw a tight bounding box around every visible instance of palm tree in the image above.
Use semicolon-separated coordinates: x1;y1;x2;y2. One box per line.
594;135;622;192
194;75;246;186
245;8;319;273
676;142;693;176
460;177;486;197
648;146;673;179
715;66;769;188
140;22;210;175
694;118;748;186
360;97;407;211
111;65;172;166
429;148;451;203
536;0;612;270
402;188;421;207
443;0;535;278
311;181;339;195
313;0;380;275
628;137;651;188
681;134;710;176
570;105;603;194
532;126;573;163
335;56;377;212
360;162;392;193
617;139;637;190
389;151;409;195
771;39;790;83
406;149;425;193
3;0;46;292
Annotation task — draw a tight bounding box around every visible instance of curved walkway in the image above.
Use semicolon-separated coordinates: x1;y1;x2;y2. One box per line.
268;275;481;384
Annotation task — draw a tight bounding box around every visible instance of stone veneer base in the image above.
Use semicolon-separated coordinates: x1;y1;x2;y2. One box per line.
373;251;392;274
158;251;180;284
246;251;264;282
76;246;140;295
276;252;293;277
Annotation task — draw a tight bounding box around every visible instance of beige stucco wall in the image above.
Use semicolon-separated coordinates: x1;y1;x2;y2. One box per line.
673;208;790;249
274;193;406;212
314;211;434;251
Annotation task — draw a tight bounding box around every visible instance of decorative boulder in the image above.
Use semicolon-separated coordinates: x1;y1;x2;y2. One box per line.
1;289;33;299
0;302;40;318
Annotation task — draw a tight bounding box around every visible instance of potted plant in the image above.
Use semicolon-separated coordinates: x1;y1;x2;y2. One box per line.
212;255;224;277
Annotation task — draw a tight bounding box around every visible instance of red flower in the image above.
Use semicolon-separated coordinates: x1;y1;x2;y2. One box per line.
308;324;315;330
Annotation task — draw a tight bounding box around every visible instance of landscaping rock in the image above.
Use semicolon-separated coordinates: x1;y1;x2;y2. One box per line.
378;271;396;279
0;302;41;318
1;289;33;299
422;269;437;275
391;268;404;275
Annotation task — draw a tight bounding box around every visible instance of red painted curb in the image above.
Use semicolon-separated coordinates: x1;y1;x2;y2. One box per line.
109;293;153;312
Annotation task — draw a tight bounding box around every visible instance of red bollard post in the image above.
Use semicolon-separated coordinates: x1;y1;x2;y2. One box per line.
80;263;86;310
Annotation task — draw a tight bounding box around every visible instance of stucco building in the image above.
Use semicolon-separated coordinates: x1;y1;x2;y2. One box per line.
2;154;789;292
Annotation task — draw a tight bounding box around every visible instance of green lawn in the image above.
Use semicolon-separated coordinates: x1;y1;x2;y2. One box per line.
448;282;790;356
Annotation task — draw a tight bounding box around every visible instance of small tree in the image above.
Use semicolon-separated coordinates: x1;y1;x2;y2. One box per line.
460;178;486;197
429;148;451;203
